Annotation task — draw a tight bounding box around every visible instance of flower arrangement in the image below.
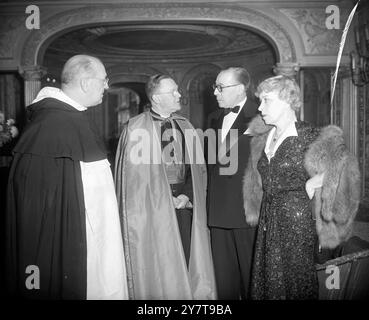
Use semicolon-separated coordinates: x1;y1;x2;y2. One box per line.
0;111;18;148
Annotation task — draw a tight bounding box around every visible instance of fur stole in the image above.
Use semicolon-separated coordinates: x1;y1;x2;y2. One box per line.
242;115;361;249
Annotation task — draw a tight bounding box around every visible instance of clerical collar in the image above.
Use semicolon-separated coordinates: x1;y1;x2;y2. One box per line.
151;108;171;119
32;86;87;111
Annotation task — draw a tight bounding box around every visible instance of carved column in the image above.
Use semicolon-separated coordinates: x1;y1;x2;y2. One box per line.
273;62;300;78
273;62;302;119
19;65;47;107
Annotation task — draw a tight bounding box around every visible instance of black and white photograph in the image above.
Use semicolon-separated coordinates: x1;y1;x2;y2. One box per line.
0;0;368;316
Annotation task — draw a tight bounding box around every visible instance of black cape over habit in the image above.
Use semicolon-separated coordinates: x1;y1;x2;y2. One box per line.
6;98;106;299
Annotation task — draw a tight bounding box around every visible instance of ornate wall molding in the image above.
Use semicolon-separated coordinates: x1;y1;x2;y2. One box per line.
273;62;300;77
106;64;162;85
19;65;47;106
0;15;24;59
179;63;221;118
181;63;221;91
20;65;47;81
279;8;349;55
183;63;221;128
20;3;296;67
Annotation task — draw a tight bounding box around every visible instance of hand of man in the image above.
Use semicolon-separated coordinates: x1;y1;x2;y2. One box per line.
173;194;191;209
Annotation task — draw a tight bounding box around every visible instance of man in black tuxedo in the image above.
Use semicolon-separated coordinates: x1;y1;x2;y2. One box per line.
207;67;257;299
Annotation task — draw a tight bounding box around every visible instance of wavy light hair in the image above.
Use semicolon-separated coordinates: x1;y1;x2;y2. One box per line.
255;75;302;111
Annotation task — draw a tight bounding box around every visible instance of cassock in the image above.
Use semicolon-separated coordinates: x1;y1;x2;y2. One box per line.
6;87;128;299
114;110;216;300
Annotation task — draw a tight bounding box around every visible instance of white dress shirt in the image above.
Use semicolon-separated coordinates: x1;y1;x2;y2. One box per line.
221;97;247;142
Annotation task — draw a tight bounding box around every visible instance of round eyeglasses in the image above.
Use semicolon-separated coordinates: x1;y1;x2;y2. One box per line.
212;83;240;93
155;89;181;96
88;77;109;86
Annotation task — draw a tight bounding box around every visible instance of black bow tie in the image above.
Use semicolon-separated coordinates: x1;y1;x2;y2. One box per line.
224;105;240;115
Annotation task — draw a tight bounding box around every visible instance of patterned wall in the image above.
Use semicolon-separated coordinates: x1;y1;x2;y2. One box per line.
303;68;331;127
358;85;369;204
356;2;369;205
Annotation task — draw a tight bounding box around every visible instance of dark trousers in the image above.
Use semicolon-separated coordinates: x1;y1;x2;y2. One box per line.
0;167;9;298
210;227;257;299
176;209;192;267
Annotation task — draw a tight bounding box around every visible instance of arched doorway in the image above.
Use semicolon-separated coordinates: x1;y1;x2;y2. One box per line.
103;85;141;165
17;3;297;163
181;63;221;129
21;5;296;67
19;4;297;106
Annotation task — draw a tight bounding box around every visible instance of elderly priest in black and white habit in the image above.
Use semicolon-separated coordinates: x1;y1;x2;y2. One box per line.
6;55;128;299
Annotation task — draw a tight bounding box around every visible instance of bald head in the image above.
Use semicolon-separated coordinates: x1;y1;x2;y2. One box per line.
60;54;108;107
61;55;103;86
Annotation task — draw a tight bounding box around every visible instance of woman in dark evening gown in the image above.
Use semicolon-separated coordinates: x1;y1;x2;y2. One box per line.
252;121;319;299
243;76;360;300
248;75;321;299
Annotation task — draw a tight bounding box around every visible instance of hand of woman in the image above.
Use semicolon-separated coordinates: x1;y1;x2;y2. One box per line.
305;172;325;199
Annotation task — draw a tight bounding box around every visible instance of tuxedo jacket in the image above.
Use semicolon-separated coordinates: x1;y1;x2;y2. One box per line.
207;100;256;229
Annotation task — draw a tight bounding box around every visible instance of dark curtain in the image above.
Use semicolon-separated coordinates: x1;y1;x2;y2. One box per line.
0;72;24;298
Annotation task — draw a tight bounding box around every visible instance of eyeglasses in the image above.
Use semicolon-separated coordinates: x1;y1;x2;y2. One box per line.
212;83;240;92
155;89;181;96
88;77;109;86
